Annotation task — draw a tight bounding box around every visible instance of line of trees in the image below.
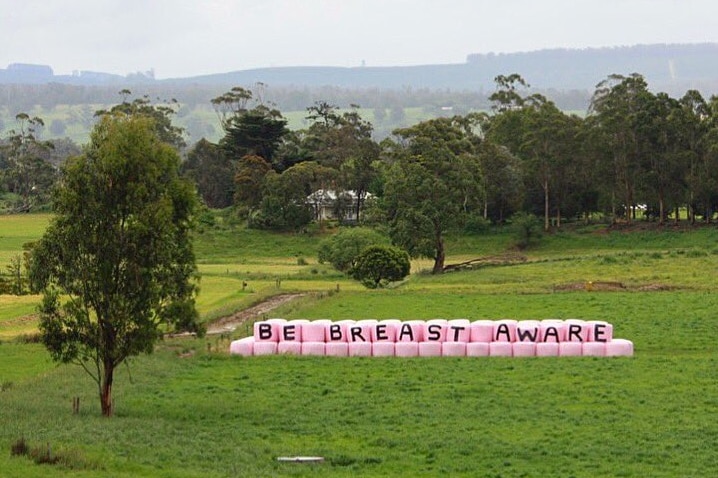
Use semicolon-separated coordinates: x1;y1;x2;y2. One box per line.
185;73;718;272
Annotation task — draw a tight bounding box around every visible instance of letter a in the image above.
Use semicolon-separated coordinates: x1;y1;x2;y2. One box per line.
495;323;511;342
398;323;414;341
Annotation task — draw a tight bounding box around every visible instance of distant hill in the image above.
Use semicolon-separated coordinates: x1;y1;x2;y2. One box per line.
3;43;718;95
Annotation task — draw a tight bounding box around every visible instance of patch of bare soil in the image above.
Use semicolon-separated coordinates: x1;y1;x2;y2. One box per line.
206;293;305;335
0;314;37;329
554;281;678;292
443;253;528;272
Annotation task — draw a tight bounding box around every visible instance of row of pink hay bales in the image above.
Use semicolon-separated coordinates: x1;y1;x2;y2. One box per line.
230;319;634;357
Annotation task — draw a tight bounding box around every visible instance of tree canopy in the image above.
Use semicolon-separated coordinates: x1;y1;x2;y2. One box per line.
30;114;203;417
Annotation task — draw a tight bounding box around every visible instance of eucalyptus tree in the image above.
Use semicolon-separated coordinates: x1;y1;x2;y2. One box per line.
382;116;482;274
0;113;56;211
302;103;380;221
96;90;186;150
487;76;580;230
475;141;524;223
518;96;581;230
182;138;234;208
30;114;203;417
676;90;711;223
587;73;652;223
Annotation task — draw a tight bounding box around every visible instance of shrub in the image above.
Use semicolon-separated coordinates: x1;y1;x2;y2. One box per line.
318;227;388;272
349;245;410;288
463;214;491;234
511;212;542;249
10;437;28;456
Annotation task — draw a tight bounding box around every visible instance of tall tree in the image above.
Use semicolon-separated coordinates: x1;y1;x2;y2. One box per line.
96;91;186;150
30;114;203;417
212;86;288;165
254;161;336;231
588;73;651;223
383;116;482;274
302;103;380;221
0;113;56;212
181;139;235;208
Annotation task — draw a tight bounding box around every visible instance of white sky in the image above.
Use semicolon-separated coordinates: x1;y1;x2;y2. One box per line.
1;0;716;79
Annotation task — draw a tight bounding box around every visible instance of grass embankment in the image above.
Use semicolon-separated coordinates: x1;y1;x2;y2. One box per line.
1;214;718;476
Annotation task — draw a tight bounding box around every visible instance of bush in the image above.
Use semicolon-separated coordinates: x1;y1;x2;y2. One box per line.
463;214;491;234
318;227;388;272
511;212;542;249
349;245;410;288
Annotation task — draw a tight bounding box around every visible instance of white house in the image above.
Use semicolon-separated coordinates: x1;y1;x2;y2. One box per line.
306;189;372;222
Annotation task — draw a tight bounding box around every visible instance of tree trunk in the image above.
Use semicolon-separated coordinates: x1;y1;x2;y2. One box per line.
100;361;114;417
543;179;550;232
432;236;445;274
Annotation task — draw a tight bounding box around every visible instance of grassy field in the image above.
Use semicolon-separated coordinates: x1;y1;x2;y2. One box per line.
1;214;717;476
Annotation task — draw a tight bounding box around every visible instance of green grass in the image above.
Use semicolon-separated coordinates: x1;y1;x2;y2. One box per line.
1;315;716;477
2;214;718;476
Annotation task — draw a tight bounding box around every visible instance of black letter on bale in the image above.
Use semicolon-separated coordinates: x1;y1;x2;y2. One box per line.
398;324;414;341
282;325;296;341
375;324;388;341
330;324;343;341
593;323;607;342
543;327;560;343
516;327;538;342
568;324;583;342
259;323;273;340
450;326;465;342
427;324;442;341
495;323;511;342
350;327;366;342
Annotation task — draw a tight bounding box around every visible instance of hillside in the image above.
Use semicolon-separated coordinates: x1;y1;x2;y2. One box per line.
3;43;718;95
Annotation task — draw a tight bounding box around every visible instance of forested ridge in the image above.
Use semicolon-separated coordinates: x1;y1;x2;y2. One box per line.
3;70;718;273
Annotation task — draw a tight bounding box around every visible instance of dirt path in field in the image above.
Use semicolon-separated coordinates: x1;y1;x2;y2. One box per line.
205;293;305;335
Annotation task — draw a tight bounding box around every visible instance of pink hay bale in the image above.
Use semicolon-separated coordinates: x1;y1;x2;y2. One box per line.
540;320;566;343
397;320;424;342
516;320;541;343
280;320;308;342
442;342;467;357
489;341;513;357
423;319;448;342
470;320;494;343
229;337;254;356
446;319;471;342
302;320;331;342
254;320;283;342
325;342;349;357
466;342;490;357
559;342;583;356
394;342;419;357
536;342;560;357
326;320;353;343
348;342;373;357
348;320;376;343
372;342;396;357
301;342;326;356
512;342;536;357
587;321;613;342
373;320;400;342
493;319;517;342
277;341;302;355
606;339;634;357
582;341;606;357
253;341;278;356
565;319;590;342
418;341;443;356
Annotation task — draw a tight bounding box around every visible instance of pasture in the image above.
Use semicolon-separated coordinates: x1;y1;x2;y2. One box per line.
1;214;717;477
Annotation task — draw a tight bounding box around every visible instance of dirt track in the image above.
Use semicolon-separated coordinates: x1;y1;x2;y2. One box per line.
206;293;305;335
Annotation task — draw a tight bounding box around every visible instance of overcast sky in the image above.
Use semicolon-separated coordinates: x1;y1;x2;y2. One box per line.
1;0;716;79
